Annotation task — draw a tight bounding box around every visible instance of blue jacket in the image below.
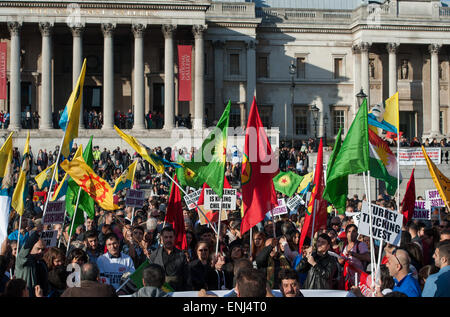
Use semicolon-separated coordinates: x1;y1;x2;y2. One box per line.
393;273;422;297
422;266;450;297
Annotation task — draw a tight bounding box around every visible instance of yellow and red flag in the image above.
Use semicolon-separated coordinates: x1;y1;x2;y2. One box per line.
60;155;118;210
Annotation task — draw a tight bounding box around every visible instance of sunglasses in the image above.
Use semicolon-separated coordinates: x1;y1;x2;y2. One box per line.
392;248;402;267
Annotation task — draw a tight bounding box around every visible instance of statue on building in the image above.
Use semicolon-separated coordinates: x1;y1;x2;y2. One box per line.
439;62;444;80
401;59;409;79
369;59;375;78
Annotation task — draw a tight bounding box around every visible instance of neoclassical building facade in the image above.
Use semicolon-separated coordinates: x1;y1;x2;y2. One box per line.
1;0;450;146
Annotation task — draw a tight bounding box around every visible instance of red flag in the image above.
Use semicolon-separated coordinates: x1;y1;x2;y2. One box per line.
0;42;7;100
298;138;328;253
165;175;187;250
177;45;192;101
240;97;278;235
197;178;232;223
401;168;415;225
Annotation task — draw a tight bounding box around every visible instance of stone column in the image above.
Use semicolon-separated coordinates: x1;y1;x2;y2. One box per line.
246;40;256;121
39;22;53;129
7;21;22;130
101;23;115;130
71;24;84;129
352;44;361;118
193;25;206;130
360;42;371;107
162;24;176;130
387;43;399;97
132;23;146;130
213;40;224;123
429;44;441;136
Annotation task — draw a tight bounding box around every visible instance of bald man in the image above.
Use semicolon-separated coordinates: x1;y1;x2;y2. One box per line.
15;230;49;297
382;248;421;297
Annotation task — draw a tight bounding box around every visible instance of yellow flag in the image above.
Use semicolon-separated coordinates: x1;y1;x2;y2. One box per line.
51;145;83;201
61;58;87;158
113;160;138;194
60;155;118;210
12;131;30;216
0;132;14;190
34;162;56;190
384;92;399;134
114;125;165;174
297;172;314;194
421;146;450;212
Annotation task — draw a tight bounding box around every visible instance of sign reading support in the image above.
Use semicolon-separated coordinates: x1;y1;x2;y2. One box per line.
184;189;202;210
413;200;431;220
125;189;145;208
286;195;304;211
271;199;288;217
425;189;445;208
42;201;65;225
40;230;58;248
359;202;403;246
204;188;237;211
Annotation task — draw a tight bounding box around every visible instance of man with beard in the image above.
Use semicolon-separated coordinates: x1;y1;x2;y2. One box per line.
279;269;304;297
15;226;49;297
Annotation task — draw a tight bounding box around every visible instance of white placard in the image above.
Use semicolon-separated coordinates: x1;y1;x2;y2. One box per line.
183;189;202;210
125;189;145;208
271;199;288;217
413;200;431;220
42;201;65;225
286;195;304;211
425;189;445;208
204;188;237;211
359;202;403;246
398;148;441;165
40;230;58;248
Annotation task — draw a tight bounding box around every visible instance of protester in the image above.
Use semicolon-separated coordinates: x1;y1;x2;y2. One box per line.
131;264;168;297
235;268;267;297
279;268;304;297
422;240;450;297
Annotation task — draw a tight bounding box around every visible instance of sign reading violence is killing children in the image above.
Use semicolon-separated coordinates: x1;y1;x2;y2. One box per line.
204;188;237;210
286;195;304;211
359;202;403;246
125;189;145;208
413;200;431;220
42;201;65;225
183;189;202;210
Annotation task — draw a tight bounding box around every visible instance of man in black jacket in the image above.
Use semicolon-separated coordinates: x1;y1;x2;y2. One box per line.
149;226;188;291
296;233;338;289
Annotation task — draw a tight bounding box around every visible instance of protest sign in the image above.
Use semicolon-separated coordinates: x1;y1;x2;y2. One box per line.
425;189;445;208
204;188;237;210
125;189;145;208
286;195;304;211
345;211;361;227
359;202;403;246
197;207;227;225
42;201;65;225
183;189;202;210
271;199;288;217
413;200;431;220
40;230;58;248
398;148;441;165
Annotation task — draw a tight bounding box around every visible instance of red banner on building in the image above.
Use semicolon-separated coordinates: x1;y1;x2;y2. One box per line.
0;43;7;100
178;45;192;101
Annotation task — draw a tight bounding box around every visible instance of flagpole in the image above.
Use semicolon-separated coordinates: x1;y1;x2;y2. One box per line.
310;199;317;247
42;124;69;219
66;187;82;257
115;277;131;293
376;237;384;285
164;171;217;235
249;227;253;259
215;197;222;255
131;207;135;226
397;136;400;212
16;215;22;259
367;170;375;290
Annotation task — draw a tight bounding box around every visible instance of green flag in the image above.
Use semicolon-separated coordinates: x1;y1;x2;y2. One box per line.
183;101;231;197
129;260;174;293
175;157;203;190
322;99;369;213
272;171;303;197
66;136;95;230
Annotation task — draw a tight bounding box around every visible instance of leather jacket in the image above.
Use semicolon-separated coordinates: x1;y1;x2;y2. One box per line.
296;251;337;290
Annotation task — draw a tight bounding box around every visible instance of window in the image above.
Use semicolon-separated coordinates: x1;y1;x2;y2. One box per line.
159;48;164;72
257;55;268;78
334;58;343;79
297;57;306;79
333;110;345;135
230;53;240;75
294;108;308;135
20;82;32;110
229;104;241;128
259;106;272;128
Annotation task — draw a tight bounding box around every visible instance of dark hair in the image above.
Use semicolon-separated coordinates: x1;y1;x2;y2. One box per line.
80;263;100;281
400;230;412;249
379;265;394;290
418;265;439;287
345;224;358;233
233;258;253;276
104;232;119;243
2;279;28;297
407;222;419;232
161;226;175;236
84;230;98;241
142;264;165;288
48;266;69;291
384;291;408;297
43;247;66;271
236;268;266;297
67;248;88;265
278;268;299;282
404;243;423;270
441;228;450;239
132;225;145;234
436;240;450;262
318;233;332;246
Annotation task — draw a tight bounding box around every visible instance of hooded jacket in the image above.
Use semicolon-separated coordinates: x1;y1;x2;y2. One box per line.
131;286;168;297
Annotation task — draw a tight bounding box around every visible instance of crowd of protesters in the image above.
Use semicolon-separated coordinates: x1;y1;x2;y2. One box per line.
0;140;449;298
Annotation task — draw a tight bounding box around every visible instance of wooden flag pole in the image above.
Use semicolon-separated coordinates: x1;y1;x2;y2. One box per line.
66;187;82;257
16;215;22;259
164;171;217;235
367;170;375;290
